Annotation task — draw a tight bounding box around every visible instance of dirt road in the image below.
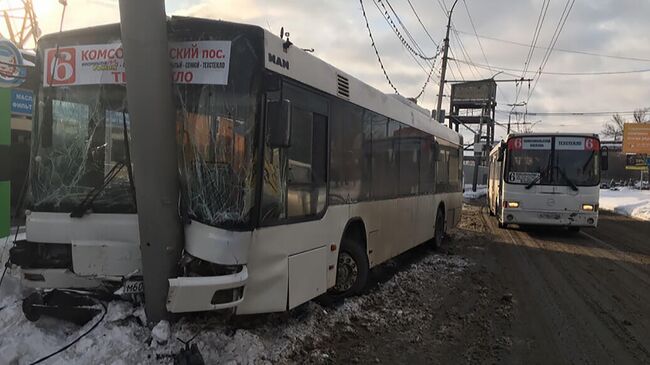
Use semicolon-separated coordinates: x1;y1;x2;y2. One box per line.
294;204;650;364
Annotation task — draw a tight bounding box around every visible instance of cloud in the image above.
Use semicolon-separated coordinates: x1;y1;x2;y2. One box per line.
21;0;650;140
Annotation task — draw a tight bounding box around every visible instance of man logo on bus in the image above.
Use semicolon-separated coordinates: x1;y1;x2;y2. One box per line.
46;47;76;85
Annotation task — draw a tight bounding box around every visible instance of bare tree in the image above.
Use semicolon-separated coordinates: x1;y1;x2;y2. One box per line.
633;107;650;123
601;113;626;141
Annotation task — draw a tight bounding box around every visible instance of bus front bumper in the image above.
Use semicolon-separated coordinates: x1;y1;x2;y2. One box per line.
502;209;598;227
166;266;248;313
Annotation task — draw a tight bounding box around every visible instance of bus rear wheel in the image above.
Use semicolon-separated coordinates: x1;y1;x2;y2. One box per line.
330;238;369;298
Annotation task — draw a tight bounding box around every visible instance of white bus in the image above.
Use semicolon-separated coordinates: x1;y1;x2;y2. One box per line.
11;17;463;315
487;133;608;231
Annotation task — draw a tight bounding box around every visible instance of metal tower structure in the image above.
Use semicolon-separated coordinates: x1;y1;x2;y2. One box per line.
0;0;40;49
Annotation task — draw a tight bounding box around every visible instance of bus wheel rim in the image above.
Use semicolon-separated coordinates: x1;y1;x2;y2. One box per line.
335;252;358;292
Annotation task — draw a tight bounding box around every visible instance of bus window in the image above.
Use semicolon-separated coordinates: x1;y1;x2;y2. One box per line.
330;103;364;202
505;137;552;185
286;108;327;218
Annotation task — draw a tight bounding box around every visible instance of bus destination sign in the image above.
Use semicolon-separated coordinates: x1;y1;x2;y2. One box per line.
44;41;232;87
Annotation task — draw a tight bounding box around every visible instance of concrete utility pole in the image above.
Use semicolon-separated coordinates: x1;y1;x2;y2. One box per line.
118;0;183;323
435;0;459;124
0;89;9;238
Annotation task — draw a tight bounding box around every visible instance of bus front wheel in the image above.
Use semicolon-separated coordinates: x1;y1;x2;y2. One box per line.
331;238;369;298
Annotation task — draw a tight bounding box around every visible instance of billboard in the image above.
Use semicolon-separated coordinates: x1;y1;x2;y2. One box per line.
450;80;497;106
623;123;650;154
625;153;649;171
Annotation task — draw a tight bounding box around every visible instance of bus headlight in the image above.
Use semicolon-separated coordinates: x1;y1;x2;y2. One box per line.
582;204;595;211
505;201;520;208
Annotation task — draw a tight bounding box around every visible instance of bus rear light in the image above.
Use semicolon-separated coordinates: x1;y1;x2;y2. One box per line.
505;201;520;208
582;204;595;211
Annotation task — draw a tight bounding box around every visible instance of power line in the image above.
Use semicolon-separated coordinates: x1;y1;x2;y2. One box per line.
453;29;650;63
377;0;438;60
451;58;650;76
527;0;575;102
371;0;432;75
370;0;446;98
461;0;492;72
405;0;439;47
514;0;549;105
359;0;400;94
496;109;643;116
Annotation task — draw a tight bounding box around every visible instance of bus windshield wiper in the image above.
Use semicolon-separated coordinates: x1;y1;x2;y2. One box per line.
557;167;579;191
525;165;551;190
70;161;126;218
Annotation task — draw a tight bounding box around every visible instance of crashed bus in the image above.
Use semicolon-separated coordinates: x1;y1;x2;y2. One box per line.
10;17;462;316
487;133;608;230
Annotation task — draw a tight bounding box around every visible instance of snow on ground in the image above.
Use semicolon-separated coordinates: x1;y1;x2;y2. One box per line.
0;233;470;365
464;184;488;200
600;187;650;221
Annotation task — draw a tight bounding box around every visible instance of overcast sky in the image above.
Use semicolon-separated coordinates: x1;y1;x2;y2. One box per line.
20;0;650;141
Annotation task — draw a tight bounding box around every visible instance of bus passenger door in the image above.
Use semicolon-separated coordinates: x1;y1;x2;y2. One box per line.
256;81;332;311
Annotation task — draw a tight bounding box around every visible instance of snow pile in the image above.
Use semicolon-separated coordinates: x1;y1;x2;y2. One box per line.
600;187;650;221
464;184;488;200
0;232;470;364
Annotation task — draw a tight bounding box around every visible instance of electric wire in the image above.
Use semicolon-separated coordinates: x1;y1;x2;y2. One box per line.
371;0;432;75
527;0;575;103
369;0;446;98
405;0;438;47
359;0;400;94
28;301;107;365
376;0;438;60
451;58;650;76
453;29;650;63
461;0;492;72
513;0;549;104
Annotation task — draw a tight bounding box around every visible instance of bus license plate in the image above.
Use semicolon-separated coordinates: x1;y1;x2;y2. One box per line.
538;213;560;220
123;279;144;294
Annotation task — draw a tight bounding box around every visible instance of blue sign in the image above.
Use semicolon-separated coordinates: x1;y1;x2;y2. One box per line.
0;39;26;88
11;89;33;116
647;157;650;166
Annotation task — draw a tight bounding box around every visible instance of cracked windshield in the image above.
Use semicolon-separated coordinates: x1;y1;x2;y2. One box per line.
30;85;135;213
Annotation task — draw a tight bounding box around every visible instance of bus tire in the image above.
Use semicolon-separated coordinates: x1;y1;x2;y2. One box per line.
329;238;369;299
433;207;446;249
568;226;580;233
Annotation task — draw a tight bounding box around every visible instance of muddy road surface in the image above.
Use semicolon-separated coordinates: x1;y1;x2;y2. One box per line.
292;204;650;364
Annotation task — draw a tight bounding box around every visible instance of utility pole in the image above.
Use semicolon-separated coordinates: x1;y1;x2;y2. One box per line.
0;88;9;238
506;101;527;134
118;0;183;323
436;0;459;125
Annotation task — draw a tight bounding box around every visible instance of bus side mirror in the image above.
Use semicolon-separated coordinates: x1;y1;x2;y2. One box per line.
267;99;292;148
600;147;609;171
497;144;505;162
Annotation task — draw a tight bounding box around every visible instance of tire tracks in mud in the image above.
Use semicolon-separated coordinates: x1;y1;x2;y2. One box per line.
482;207;650;364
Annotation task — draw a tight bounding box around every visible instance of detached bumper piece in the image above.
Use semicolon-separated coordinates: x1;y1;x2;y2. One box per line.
166;266;248;313
22;290;102;325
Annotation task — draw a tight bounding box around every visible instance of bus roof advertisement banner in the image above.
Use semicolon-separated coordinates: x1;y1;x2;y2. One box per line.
44;41;232;86
623;123;650;154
